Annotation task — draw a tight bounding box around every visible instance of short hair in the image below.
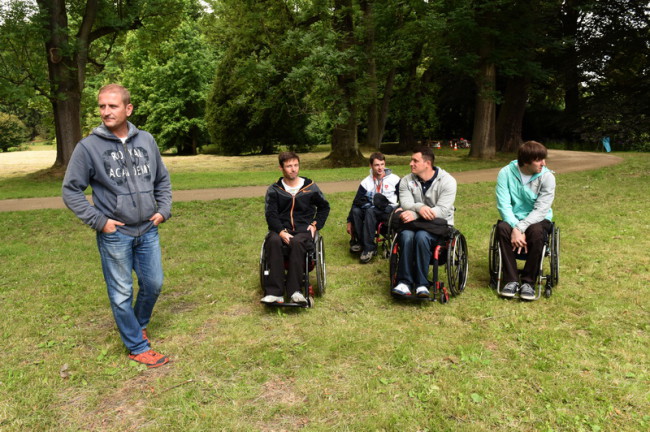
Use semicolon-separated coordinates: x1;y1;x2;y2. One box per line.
278;151;300;167
412;146;435;166
369;152;385;165
518;141;547;166
98;84;131;106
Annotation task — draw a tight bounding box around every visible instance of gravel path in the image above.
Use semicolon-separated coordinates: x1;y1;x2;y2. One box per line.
0;149;622;212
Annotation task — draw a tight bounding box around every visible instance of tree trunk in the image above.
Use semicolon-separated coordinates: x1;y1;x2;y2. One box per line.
361;1;380;150
326;0;365;166
37;0;140;169
378;68;396;145
330;109;363;166
561;0;580;146
469;48;497;159
496;75;529;153
396;45;423;153
398;118;417;153
38;0;87;169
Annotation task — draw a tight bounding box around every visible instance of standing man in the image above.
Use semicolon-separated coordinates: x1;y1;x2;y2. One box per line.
392;146;457;298
62;84;172;368
495;141;555;301
346;152;400;263
262;152;330;305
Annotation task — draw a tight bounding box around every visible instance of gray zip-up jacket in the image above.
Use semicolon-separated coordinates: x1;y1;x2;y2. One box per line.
399;168;457;226
62;122;172;237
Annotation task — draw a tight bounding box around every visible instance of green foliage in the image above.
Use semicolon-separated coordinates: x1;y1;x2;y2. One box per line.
205;0;319;155
0;112;28;151
124;19;216;155
577;0;650;150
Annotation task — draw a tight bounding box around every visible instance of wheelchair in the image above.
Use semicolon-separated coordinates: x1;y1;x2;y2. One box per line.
488;220;560;299
388;226;468;303
259;231;326;308
349;210;398;259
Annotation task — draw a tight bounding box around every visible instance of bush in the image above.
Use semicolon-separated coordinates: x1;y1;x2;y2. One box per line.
0;112;28;152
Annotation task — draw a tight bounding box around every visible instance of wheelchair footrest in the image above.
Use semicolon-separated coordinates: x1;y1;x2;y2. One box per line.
263;301;312;308
391;292;437;302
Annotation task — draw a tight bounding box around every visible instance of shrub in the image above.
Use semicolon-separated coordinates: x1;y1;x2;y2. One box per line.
0;112;28;152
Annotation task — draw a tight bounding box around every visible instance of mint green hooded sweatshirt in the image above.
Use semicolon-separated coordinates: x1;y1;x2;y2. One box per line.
496;160;555;233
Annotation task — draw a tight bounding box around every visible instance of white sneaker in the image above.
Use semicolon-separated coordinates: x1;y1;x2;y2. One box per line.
391;283;411;296
290;291;307;305
416;286;430;298
261;295;284;304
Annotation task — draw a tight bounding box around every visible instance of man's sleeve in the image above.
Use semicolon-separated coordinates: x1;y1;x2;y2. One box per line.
265;187;284;233
517;173;555;232
312;185;330;230
399;176;420;214
152;139;172;221
347;184;368;222
431;175;457;220
61;144;108;231
496;168;519;228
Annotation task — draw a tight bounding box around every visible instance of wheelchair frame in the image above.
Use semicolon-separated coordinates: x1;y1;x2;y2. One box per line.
388;227;469;303
349;210;396;259
488;221;560;299
259;231;326;308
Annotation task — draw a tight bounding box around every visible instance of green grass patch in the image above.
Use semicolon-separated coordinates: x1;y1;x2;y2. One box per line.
1;154;648;430
0;148;508;199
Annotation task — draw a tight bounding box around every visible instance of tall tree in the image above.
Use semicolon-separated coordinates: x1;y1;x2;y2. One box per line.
123;10;215;155
327;0;365;166
0;0;180;169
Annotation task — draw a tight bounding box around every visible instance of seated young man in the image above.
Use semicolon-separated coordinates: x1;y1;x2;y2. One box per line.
346;152;400;263
495;140;556;301
261;152;330;305
392;146;457;298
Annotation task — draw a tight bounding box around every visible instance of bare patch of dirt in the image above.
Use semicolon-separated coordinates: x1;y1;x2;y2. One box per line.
59;367;173;431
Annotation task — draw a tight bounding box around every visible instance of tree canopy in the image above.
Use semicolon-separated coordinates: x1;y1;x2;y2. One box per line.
0;0;647;167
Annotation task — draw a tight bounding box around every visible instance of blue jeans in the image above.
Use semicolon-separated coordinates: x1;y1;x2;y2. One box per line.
396;229;438;288
96;226;163;355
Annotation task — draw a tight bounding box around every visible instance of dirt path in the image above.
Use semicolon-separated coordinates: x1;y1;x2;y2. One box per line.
0;149;622;212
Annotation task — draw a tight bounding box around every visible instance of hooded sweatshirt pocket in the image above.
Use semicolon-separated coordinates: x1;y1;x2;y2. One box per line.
114;191;157;225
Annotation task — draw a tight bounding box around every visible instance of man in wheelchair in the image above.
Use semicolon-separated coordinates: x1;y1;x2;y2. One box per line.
391;146;457;298
261;152;330;305
495;141;556;301
346;152;400;263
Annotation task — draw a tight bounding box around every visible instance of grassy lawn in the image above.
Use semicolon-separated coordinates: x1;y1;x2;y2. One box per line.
0;153;648;431
0;148;509;200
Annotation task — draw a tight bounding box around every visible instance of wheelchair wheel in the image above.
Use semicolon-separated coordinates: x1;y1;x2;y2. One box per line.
488;223;499;289
388;235;400;288
550;225;560;287
259;238;267;290
446;231;468;296
314;234;326;296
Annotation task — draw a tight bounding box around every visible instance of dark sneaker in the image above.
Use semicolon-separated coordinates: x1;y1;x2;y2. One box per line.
129;349;169;368
415;286;430;298
350;243;362;253
501;282;519;298
359;250;376;264
519;283;536;301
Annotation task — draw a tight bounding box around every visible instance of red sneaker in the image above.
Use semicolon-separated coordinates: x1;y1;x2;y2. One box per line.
129;349;169;368
142;329;149;343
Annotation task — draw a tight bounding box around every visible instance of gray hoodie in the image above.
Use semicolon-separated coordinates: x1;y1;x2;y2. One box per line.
399;168;457;226
62;122;172;237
